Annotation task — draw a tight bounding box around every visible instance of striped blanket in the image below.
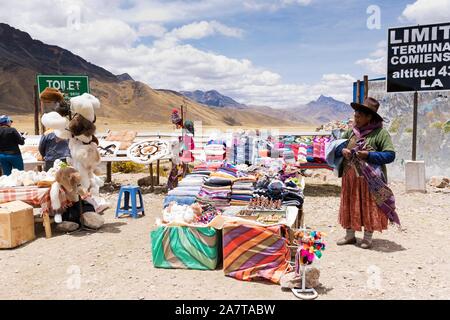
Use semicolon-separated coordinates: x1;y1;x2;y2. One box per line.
223;224;292;284
151;226;219;270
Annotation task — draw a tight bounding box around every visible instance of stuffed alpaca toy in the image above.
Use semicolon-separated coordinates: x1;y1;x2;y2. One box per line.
41;111;72;140
51;166;85;211
40;91;103;196
70;93;100;123
50;166;104;232
40;87;70;116
68;138;102;195
68;113;97;144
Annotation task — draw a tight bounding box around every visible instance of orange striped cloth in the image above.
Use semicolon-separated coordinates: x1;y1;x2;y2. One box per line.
0;187;49;207
222;224;292;284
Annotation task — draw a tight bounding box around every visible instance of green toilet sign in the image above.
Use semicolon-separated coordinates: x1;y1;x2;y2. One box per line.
37;75;90;99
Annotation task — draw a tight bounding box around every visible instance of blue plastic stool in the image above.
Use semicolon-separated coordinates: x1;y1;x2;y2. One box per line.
116;185;145;218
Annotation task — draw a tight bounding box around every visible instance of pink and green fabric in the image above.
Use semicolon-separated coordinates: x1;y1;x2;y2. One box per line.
151;226;219;270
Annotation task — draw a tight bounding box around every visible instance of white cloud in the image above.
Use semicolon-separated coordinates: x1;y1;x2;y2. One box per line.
0;0;353;108
137;23;167;38
281;0;312;6
169;20;243;40
243;0;312;11
400;0;450;24
355;41;386;76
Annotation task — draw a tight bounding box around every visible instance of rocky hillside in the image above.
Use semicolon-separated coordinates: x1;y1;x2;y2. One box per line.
181;90;246;108
0;23;296;126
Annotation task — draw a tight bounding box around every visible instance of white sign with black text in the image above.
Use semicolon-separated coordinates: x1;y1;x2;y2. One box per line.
387;22;450;92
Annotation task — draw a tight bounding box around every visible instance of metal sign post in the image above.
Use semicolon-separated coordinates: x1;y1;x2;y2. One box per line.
412;91;418;161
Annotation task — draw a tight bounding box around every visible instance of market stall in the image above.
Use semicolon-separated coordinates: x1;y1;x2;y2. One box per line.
151;157;309;288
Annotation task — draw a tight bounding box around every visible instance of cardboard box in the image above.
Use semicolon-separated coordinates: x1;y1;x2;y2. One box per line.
0;201;35;249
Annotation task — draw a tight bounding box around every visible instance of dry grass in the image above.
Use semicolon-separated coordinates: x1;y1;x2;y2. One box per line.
9;114;317;135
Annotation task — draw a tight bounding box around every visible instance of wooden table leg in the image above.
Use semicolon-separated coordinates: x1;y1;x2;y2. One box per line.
156;160;160;186
43;213;52;238
298;207;304;229
106;162;112;183
149;163;154;192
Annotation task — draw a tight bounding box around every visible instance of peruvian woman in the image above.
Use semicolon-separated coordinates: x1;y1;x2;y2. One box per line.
335;97;400;249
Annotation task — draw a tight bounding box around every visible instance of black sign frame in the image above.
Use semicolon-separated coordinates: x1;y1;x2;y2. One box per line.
387;22;450;93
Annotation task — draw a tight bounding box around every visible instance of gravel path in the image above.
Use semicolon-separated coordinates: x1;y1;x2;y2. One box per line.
1;173;449;300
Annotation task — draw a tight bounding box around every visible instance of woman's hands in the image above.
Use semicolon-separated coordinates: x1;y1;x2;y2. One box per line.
342;149;369;161
342;148;352;160
356;151;369;160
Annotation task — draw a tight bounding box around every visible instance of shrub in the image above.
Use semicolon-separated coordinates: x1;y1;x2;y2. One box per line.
431;121;443;129
389;118;401;133
112;161;146;173
223;116;241;126
444;122;450;134
404;128;413;133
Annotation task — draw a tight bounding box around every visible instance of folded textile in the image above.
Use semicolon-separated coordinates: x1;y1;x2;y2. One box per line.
169;185;202;191
206;155;226;161
168;189;202;197
198;189;230;196
202;185;232;191
186;171;210;176
230;195;252;201
204;149;226;156
177;182;204;187
204;178;233;187
210;172;237;180
207;140;226;146
232;183;254;187
232;188;254;193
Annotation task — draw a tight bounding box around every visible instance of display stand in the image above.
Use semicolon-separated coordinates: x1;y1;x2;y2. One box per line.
291;265;319;300
291;224;319;300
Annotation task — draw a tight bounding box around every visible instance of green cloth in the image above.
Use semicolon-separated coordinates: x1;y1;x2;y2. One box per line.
151;226;219;270
339;128;395;179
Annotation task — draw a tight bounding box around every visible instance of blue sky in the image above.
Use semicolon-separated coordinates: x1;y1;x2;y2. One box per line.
0;0;449;107
177;0;410;83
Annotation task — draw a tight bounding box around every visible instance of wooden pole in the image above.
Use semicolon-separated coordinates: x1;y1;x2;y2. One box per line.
156;159;160;185
149;163;154;192
363;75;369;99
33;85;40;135
106;162;112;183
356;80;361;103
412;91;418;161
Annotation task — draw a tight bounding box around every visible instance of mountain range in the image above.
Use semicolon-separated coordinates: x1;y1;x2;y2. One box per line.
180;90;246;108
0;23;352;126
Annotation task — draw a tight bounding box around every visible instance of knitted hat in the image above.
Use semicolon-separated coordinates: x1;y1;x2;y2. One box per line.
0;115;12;125
184;120;194;135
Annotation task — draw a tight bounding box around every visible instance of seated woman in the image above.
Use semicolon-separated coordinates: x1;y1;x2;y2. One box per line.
39;130;71;171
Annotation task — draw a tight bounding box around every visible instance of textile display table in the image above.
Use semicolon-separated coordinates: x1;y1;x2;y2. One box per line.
151;208;299;283
0;186;53;238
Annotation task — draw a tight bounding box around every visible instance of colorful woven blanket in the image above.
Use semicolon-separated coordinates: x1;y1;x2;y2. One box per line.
223;224;292;284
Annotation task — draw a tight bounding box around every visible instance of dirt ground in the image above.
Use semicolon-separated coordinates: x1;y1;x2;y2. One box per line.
1;171;449;300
